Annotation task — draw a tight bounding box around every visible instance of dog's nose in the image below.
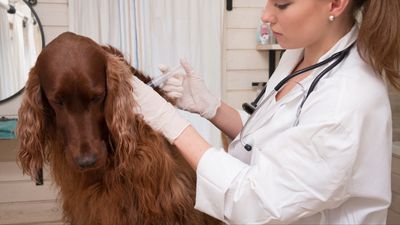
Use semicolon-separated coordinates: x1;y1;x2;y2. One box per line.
75;154;97;168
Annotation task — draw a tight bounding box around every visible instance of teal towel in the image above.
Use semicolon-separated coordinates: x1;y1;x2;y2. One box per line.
0;119;17;139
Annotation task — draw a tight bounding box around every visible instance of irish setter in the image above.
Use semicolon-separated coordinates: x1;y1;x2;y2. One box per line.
17;32;221;225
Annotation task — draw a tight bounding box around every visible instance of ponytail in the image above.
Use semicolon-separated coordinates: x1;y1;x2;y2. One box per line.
353;0;400;89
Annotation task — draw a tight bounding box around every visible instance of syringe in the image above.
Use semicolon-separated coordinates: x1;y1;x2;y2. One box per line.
147;64;183;88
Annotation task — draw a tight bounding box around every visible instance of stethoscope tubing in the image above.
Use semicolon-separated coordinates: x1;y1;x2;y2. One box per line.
240;43;355;151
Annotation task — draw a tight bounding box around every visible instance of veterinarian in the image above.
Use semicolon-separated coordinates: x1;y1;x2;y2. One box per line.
131;0;400;224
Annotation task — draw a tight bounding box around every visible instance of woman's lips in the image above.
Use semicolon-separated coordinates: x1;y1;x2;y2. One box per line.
272;30;282;36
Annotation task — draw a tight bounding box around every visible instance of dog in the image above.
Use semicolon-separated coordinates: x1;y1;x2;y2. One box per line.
16;32;221;225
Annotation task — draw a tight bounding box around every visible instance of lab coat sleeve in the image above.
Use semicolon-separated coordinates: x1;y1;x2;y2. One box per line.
195;121;357;224
237;109;250;125
195;148;249;221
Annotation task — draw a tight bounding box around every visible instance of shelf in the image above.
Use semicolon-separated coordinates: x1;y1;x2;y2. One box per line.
256;44;284;51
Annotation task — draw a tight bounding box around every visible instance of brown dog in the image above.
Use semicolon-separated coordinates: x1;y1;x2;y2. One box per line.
17;32;221;225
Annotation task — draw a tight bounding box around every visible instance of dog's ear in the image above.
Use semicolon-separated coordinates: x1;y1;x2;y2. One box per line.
104;54;142;169
16;66;47;181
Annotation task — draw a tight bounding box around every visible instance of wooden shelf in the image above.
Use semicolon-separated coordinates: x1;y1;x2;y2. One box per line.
256;44;284;51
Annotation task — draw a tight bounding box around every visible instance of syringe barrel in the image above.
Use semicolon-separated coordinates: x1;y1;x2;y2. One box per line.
147;65;182;88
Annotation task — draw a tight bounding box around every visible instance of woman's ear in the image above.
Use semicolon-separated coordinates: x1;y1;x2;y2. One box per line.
16;67;46;182
329;0;351;17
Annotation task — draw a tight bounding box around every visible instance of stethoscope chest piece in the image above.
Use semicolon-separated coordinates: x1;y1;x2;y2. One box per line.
244;144;252;151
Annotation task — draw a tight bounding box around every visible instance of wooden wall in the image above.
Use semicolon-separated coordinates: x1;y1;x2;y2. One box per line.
222;0;269;109
389;145;400;224
390;87;400;142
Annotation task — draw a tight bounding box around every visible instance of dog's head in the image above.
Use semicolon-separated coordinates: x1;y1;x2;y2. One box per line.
17;32;152;177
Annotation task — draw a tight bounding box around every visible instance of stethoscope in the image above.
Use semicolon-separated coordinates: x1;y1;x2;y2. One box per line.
240;43;355;151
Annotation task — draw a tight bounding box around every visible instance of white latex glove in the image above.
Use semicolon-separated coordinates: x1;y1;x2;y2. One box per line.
131;76;190;143
160;59;221;120
158;64;184;99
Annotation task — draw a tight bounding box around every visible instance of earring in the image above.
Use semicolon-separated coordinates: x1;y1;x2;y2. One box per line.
329;15;335;22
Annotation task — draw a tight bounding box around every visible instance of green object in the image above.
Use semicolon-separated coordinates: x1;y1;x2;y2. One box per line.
0;119;17;139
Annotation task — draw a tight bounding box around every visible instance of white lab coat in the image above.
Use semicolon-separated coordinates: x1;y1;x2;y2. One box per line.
194;26;392;224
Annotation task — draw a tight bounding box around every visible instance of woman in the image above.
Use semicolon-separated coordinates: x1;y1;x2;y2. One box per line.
131;0;400;224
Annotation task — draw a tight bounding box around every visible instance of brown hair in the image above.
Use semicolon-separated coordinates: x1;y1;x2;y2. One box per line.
351;0;400;89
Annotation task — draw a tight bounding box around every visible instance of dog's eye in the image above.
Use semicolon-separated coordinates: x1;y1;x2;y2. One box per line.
54;101;64;106
90;94;104;103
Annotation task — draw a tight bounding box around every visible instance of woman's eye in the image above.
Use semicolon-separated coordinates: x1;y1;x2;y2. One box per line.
274;3;290;9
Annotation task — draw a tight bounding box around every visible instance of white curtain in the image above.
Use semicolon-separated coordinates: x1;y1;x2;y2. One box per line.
69;0;139;66
69;0;224;147
137;0;224;147
0;0;34;100
0;7;13;99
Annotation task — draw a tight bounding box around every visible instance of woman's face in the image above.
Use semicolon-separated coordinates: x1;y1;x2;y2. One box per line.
261;0;332;49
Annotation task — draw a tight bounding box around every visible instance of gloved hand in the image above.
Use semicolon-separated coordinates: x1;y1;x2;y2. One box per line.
160;59;221;120
131;76;190;143
158;64;184;99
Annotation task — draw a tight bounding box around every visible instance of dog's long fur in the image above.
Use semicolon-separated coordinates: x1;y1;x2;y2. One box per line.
16;32;220;225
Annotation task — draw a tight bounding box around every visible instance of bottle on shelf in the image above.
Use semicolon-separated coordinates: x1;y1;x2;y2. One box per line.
257;21;276;45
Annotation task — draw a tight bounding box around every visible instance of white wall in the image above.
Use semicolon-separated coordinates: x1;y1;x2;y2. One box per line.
0;0;68;118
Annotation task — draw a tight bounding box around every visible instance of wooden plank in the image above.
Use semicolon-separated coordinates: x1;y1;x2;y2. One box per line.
226;50;269;70
226;70;268;90
234;0;265;8
256;44;284;50
387;209;400;225
389;92;400;112
0;200;62;225
29;222;65;225
225;90;258;110
0;139;18;162
0;181;58;203
394;128;400;142
394;144;400;159
0;95;21;119
391;90;400;142
393;173;400;195
226;8;262;29
37;0;67;3
0;162;29;182
393;115;400;128
393;156;400;177
0;162;52;182
34;3;68;26
391;192;400;214
226;28;258;50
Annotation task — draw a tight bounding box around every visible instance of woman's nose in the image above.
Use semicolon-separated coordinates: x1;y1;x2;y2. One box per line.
260;4;275;24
